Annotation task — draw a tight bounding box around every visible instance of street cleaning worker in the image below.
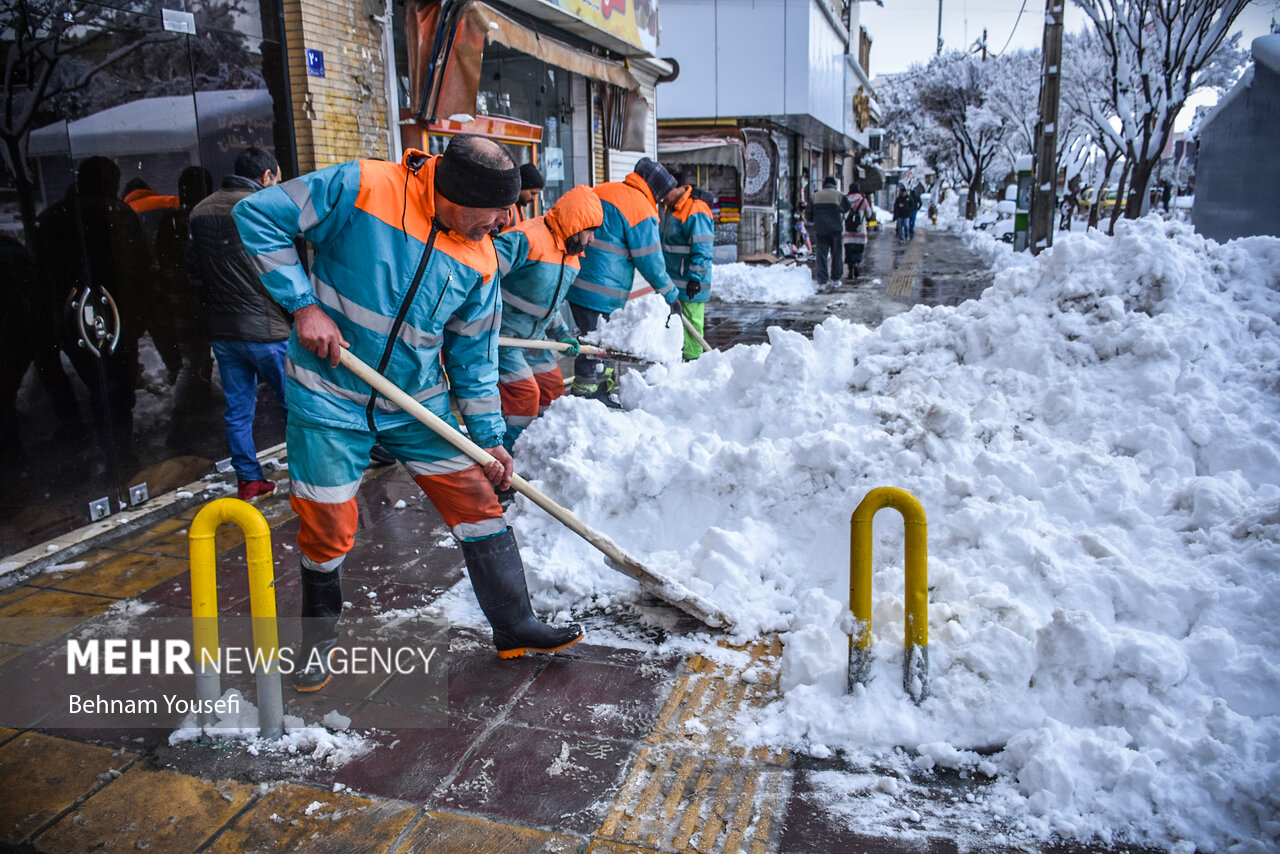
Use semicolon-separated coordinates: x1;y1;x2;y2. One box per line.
494;184;603;468
566;157;683;408
507;162;543;230
233;135;583;693
661;184;715;360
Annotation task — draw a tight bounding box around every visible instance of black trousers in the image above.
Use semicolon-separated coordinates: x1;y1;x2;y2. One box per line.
812;232;842;283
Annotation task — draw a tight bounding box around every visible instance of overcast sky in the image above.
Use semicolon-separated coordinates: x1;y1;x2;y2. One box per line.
860;0;1277;127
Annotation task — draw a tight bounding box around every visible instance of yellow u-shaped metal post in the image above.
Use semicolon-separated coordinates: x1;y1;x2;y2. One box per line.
849;487;929;702
189;497;284;738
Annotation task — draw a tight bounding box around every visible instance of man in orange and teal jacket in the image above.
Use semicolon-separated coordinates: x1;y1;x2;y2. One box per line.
662;185;715;360
494;185;603;461
566;157;682;407
232;136;583;694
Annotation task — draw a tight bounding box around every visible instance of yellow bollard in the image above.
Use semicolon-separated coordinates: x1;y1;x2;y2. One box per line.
849;487;929;702
189;497;284;738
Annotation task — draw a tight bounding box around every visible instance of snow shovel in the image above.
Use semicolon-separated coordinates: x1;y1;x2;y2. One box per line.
498;336;610;357
337;348;734;630
675;311;714;353
498;335;655;365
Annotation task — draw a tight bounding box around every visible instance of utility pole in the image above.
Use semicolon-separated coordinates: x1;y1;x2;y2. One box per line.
1029;0;1064;256
981;27;988;61
937;0;944;55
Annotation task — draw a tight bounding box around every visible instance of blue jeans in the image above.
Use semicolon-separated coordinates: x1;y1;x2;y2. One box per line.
908;211;918;239
896;218;909;240
212;339;288;482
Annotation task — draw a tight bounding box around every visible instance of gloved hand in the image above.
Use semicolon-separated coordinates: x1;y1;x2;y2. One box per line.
684;281;702;298
558;336;580;357
669;299;683;315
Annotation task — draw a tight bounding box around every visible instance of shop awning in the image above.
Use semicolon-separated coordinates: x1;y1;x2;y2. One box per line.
465;2;638;90
860;165;885;193
657;139;744;171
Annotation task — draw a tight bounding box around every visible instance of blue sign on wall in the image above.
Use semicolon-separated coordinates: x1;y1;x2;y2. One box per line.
305;49;325;78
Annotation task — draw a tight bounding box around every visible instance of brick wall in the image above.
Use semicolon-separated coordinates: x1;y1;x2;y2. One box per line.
283;0;393;172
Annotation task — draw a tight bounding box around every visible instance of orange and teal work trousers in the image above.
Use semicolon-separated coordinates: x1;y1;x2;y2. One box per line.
287;415;506;573
497;345;565;452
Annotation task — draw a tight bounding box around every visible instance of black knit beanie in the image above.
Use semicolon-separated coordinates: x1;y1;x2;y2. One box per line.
634;157;677;203
519;162;545;190
435;138;521;208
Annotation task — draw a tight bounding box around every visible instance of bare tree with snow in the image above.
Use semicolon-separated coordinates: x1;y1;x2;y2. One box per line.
1072;0;1251;219
881;52;1009;220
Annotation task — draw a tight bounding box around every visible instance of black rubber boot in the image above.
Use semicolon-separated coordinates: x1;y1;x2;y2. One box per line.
460;528;583;659
292;566;343;692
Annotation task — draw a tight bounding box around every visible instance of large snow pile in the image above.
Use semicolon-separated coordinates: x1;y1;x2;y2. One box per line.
711;261;817;303
508;217;1280;851
580;293;683;364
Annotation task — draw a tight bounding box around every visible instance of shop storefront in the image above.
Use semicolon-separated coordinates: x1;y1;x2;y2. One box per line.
2;0;671;557
2;1;296;556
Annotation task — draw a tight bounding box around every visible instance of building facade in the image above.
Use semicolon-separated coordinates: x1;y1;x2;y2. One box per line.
655;0;877;258
0;0;669;555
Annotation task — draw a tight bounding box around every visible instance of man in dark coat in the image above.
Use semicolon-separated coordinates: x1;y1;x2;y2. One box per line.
188;148;291;502
805;176;850;285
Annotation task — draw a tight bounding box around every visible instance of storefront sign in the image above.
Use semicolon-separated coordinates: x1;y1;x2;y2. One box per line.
539;0;657;54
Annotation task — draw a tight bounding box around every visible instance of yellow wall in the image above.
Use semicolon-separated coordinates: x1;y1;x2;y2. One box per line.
283;0;393;172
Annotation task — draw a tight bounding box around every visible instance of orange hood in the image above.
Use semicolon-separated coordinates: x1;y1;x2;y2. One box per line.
544;184;604;244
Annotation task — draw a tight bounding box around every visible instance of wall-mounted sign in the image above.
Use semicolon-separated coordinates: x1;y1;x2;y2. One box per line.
539;0;657;54
305;49;325;78
543;147;565;183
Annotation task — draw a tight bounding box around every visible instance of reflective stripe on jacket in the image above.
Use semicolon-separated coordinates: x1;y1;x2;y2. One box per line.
661;187;715;304
496;184;603;342
567;172;676;313
231;149;505;447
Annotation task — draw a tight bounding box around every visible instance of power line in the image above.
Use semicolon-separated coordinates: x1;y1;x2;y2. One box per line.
994;0;1030;56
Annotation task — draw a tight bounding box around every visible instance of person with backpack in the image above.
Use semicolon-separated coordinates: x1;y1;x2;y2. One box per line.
841;182;873;279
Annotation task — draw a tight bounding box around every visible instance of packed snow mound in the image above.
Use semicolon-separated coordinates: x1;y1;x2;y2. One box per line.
712;261;817;303
512;217;1280;851
580;293;683;364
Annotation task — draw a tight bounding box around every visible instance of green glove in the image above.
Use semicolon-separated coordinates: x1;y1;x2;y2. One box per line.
559;336;580;356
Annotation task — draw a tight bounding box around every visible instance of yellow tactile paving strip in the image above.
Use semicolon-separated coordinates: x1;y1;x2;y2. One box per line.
886;231;927;296
594;638;788;853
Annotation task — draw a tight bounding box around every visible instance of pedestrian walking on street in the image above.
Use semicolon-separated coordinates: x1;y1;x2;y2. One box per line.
233;135;584;693
841;182;873;279
806;176;850;285
907;185;922;239
662;184;715;359
566;156;683;407
495;185;603;464
893;188;912;241
188;148;290;503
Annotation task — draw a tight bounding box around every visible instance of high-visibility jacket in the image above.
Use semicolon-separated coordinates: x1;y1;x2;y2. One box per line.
661;186;715;304
231;149;505;448
495;185;603;341
503;202;529;232
567;172;676;314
